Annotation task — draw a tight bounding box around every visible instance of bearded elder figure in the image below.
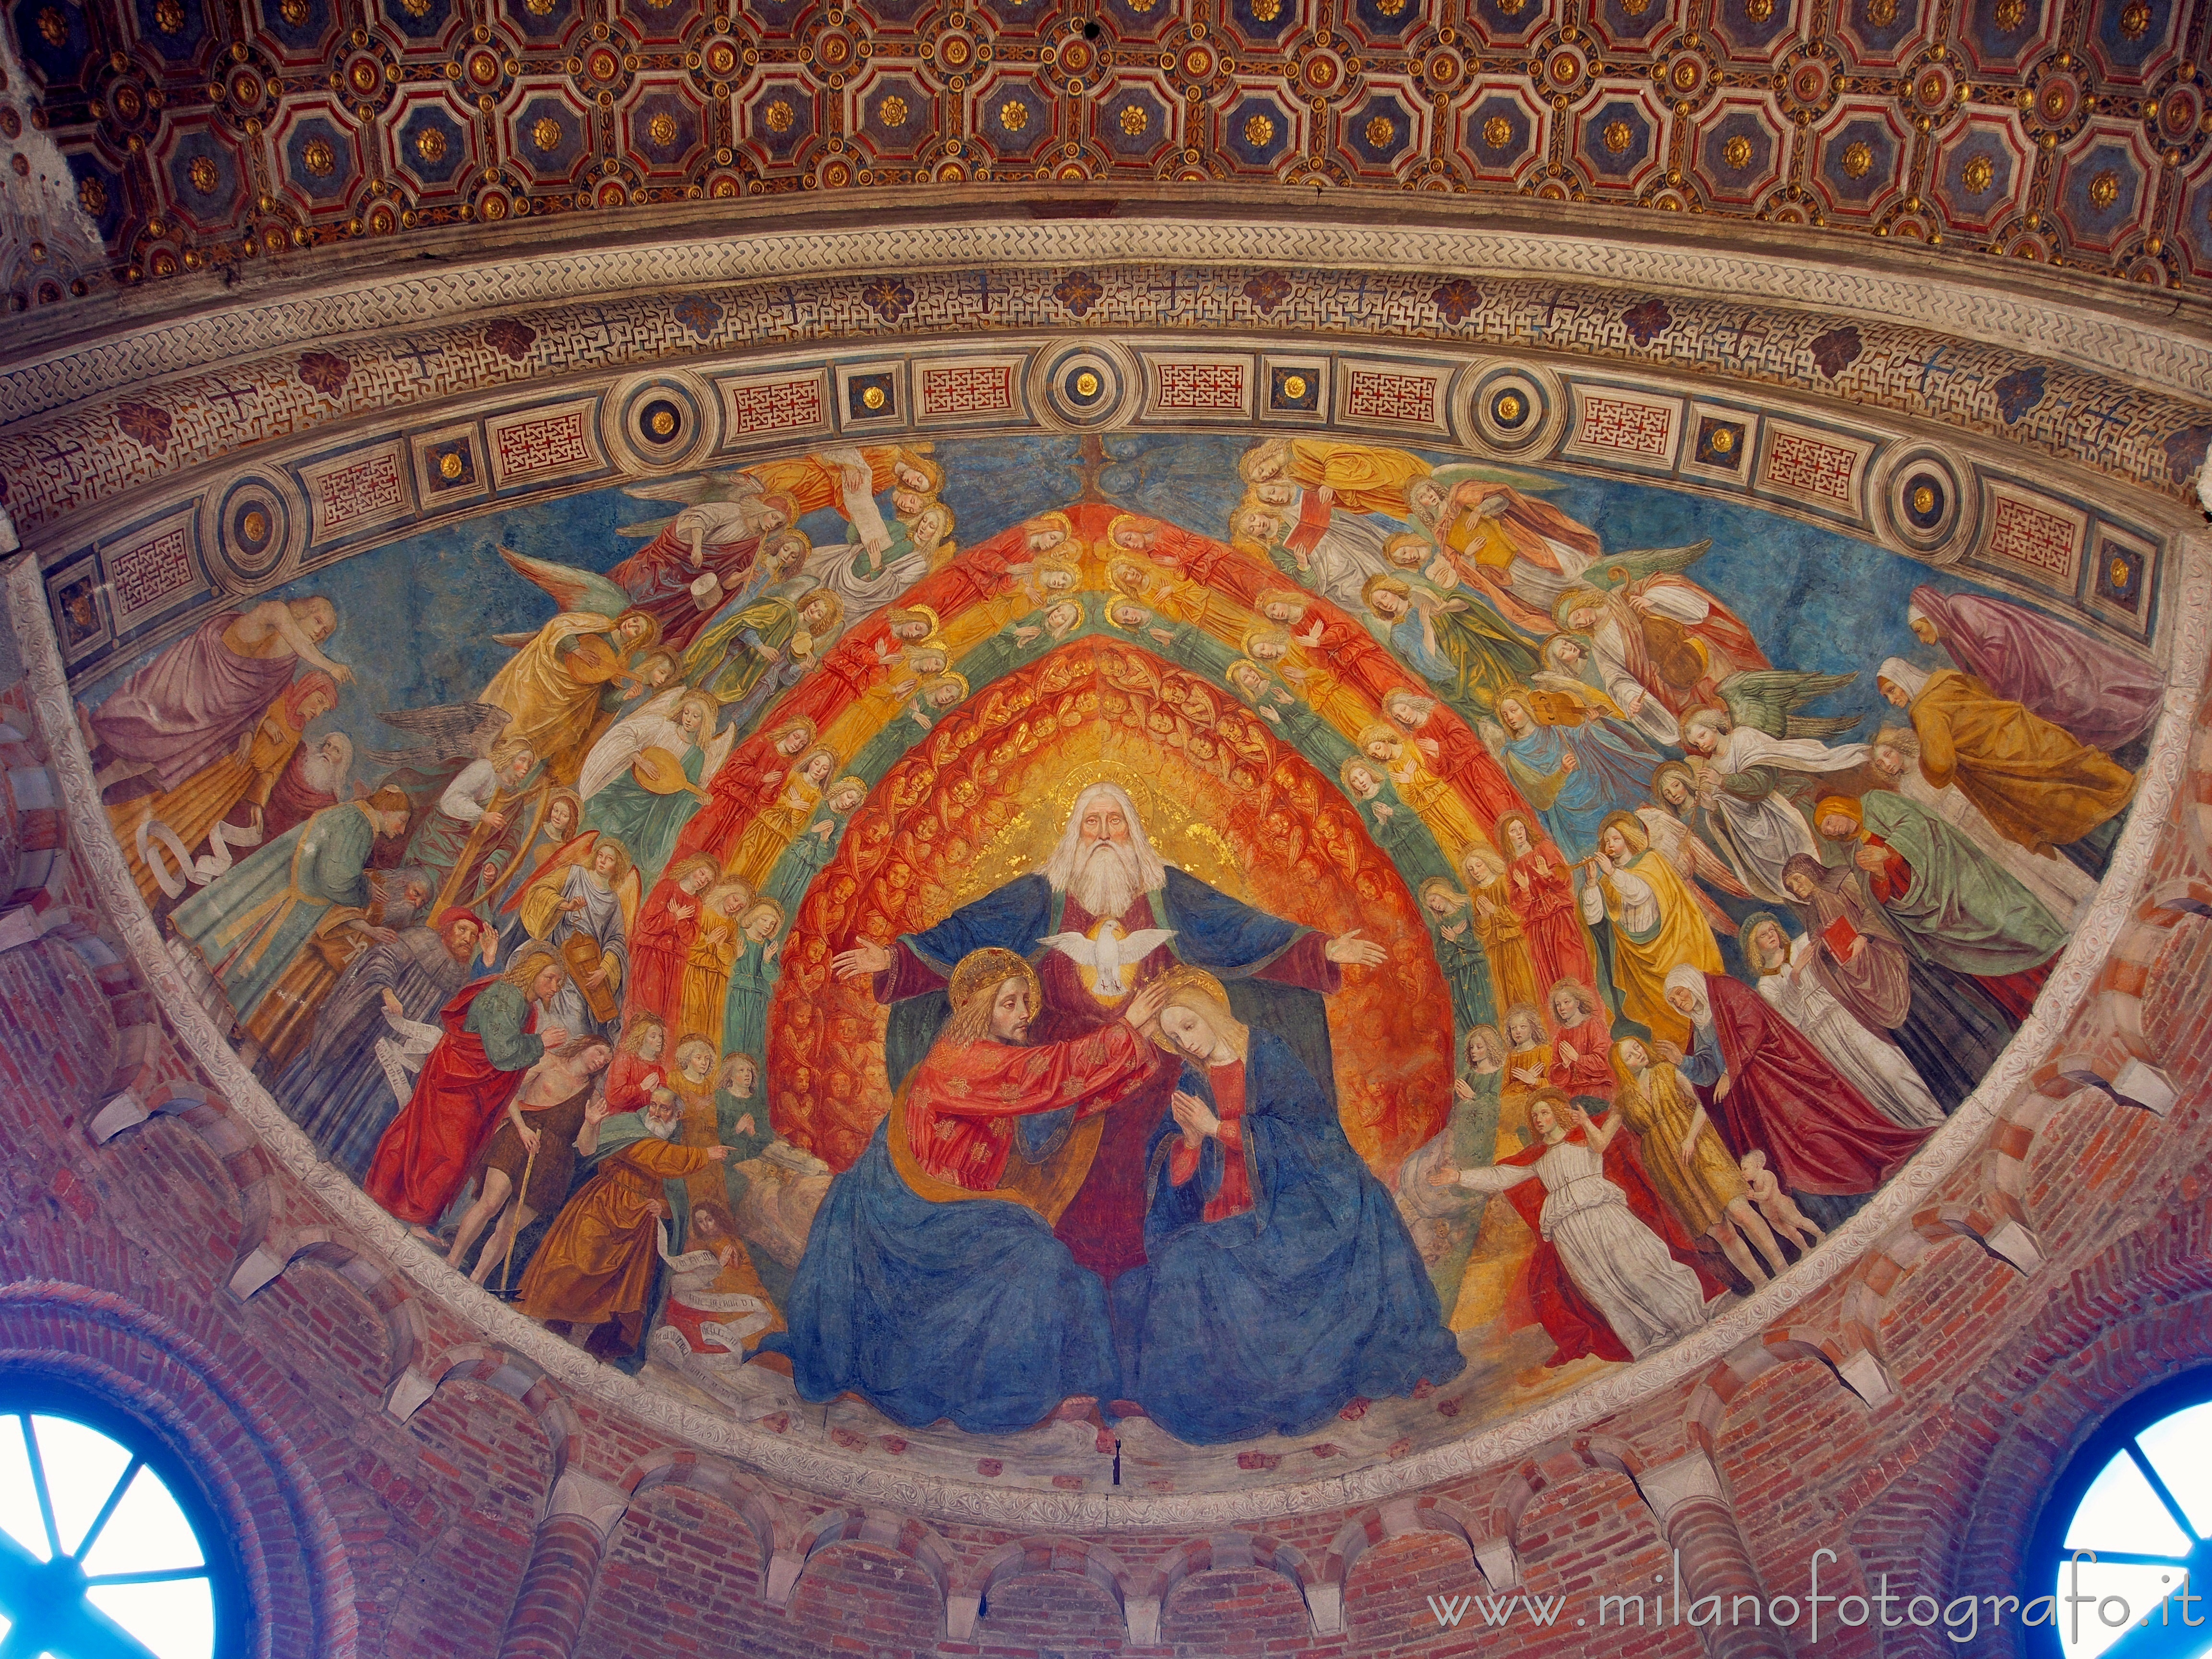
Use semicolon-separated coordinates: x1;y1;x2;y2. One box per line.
833;782;1386;1288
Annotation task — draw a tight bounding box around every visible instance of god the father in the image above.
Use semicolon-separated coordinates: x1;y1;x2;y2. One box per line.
833;782;1384;1279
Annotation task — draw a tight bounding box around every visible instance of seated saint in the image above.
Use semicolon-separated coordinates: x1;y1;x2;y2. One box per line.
758;951;1173;1433
1110;969;1465;1444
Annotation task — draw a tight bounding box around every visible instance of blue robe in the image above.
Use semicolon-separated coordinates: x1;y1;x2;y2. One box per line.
759;1119;1120;1432
1109;1030;1465;1444
1500;721;1661;861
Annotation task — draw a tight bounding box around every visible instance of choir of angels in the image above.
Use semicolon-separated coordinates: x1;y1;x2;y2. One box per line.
74;426;2153;1436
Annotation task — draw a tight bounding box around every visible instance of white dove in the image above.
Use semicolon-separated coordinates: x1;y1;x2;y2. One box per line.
1037;919;1177;998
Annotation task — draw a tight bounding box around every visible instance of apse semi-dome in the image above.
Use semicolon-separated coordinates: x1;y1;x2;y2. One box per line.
0;19;2209;1644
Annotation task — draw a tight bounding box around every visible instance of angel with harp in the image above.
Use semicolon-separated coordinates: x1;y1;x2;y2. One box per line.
576;686;733;887
508;832;641;1040
367;700;542;906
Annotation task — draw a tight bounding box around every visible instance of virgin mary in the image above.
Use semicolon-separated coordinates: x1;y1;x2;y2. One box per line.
759;952;1174;1432
1111;969;1464;1444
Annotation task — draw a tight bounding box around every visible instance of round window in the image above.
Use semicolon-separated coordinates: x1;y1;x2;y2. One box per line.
2032;1372;2212;1659
0;1385;243;1659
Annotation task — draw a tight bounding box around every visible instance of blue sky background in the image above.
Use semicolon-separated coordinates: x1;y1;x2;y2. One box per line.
84;432;2032;754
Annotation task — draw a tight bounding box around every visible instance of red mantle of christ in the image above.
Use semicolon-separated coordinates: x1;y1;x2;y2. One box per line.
876;889;1337;1277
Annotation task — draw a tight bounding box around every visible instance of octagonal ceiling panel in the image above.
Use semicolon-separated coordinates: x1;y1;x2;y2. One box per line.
1572;81;1670;198
2054;120;2161;257
1453;78;1549;189
5;0;2212;313
1692;91;1787;208
388;84;478;198
968;69;1058;166
267;94;368;221
1211;81;1303;175
1808;98;1911;220
1831;0;1936;70
1932;108;2034;236
1088;71;1180;171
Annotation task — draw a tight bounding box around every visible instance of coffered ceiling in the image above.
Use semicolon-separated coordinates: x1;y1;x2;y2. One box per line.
3;0;2210;311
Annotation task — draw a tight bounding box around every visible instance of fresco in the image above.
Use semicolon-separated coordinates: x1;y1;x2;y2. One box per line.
73;432;2159;1480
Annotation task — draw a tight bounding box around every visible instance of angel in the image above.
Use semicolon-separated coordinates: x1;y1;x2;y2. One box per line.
1223;658;1312;737
1363;574;1539;721
577;686;733;887
1238;435;1435;516
507;832;640;1039
1004;554;1083;617
766;772;868;908
1551;546;1767;722
1485;687;1662;862
904;671;970;734
715;528;815;616
1538;630;1681;748
1356;722;1489;866
803;496;953;618
474;549;669;783
1635;762;1759;937
1337;756;1429;863
1677;673;1868;903
878;604;946;670
1232;486;1393;616
726;744;838;890
685;584;845;715
607;471;798;649
1405;463;1601;632
745;443;942;554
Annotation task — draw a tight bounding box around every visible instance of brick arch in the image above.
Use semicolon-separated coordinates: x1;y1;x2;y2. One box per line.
1854;1205;2212;1640
790;1507;955;1627
617;1450;801;1605
2026;880;2212;1117
0;1279;358;1659
1131;1530;1319;1644
228;1225;428;1391
85;1078;278;1297
1481;1432;1645;1548
1834;1193;2061;1391
0;706;65;914
1314;1493;1488;1635
949;1535;1131;1641
2185;683;2212;870
15;902;168;1128
390;1343;582;1487
1687;1329;1895;1443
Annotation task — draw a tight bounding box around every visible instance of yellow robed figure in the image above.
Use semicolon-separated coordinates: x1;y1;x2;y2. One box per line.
481;611;661;781
1588;810;1723;1045
1243;437;1433;517
1879;661;2135;858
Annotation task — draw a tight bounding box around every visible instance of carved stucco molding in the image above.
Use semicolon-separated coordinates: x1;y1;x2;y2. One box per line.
6;218;2209;428
7;531;2207;1533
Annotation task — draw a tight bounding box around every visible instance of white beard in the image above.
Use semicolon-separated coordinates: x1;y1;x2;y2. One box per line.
1066;839;1142;921
301;751;349;796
